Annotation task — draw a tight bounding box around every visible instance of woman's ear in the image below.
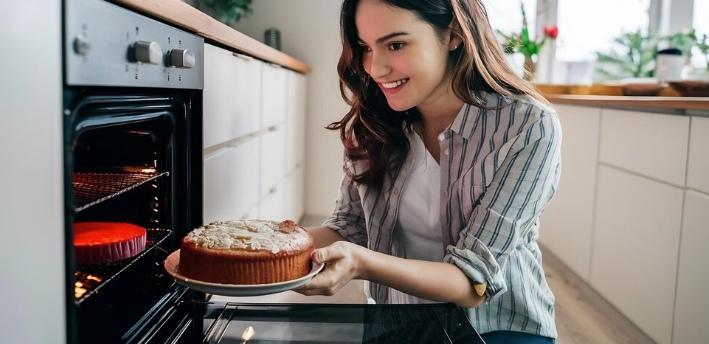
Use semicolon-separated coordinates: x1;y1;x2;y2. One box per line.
447;23;464;51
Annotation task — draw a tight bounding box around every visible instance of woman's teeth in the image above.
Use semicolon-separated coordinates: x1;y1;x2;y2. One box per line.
382;78;409;89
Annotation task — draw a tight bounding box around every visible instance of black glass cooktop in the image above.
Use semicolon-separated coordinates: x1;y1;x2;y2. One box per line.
179;302;485;344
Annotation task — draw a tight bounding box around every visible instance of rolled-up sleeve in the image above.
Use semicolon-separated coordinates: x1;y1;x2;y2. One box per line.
444;112;562;300
322;160;368;247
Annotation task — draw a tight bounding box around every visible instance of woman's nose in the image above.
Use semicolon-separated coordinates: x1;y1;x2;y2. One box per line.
367;52;390;80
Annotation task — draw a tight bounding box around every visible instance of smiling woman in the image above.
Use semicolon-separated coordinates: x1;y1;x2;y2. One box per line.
299;1;562;343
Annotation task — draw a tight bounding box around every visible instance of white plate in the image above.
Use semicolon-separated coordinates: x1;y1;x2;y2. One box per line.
164;249;324;296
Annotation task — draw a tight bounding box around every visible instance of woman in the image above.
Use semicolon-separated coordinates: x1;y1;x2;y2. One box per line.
298;0;561;342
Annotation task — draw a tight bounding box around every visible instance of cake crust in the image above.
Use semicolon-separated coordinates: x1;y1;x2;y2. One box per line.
179;220;314;284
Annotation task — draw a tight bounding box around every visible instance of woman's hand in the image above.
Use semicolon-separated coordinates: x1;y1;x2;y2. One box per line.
295;241;368;296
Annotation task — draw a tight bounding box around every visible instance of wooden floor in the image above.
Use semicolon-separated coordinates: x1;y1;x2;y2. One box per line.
542;247;655;344
214;216;655;343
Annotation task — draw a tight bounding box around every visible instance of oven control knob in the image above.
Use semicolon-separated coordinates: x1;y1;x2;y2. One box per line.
73;34;91;55
167;48;196;68
132;41;162;64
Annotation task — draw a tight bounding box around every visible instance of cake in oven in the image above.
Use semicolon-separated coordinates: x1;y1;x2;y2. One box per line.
73;222;147;265
179;219;314;284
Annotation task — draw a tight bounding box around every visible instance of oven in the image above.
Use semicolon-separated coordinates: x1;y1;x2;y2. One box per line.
64;0;204;342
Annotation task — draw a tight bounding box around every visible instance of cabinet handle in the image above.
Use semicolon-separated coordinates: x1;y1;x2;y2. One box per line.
232;52;254;62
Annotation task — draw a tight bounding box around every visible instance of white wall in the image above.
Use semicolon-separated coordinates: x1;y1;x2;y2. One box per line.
234;0;348;217
0;0;66;343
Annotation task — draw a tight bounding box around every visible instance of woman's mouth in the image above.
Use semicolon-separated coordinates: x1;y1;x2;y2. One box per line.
379;78;409;95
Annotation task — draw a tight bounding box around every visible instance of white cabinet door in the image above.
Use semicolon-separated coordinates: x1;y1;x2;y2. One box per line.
673;190;709;344
261;63;287;129
284;166;305;222
259;181;286;221
203;44;262;148
590;166;683;344
203;138;260;223
599;109;689;186
259;126;286;196
203;43;235;148
285;71;307;172
540;104;600;280
687;116;709;194
231;53;262;140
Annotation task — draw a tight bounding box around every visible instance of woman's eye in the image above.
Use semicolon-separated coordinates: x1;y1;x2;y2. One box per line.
389;42;405;51
360;45;372;53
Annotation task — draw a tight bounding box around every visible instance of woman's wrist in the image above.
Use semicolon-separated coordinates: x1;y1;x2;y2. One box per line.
351;243;373;280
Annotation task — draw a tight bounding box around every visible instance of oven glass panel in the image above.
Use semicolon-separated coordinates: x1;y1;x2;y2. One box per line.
179;302;485;344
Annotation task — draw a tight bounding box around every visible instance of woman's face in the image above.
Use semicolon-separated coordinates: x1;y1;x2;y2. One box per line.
355;0;458;112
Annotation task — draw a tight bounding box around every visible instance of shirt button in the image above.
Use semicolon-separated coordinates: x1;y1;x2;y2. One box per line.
437;133;445;141
443;149;450;155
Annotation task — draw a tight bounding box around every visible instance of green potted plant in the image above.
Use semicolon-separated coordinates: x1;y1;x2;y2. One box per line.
594;30;658;81
199;0;252;27
497;2;558;81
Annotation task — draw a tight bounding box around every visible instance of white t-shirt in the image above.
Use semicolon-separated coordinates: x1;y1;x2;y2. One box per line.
387;128;444;304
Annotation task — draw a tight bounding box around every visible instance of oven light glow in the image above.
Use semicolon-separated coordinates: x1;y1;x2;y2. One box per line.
241;326;255;343
86;275;102;282
140;168;157;173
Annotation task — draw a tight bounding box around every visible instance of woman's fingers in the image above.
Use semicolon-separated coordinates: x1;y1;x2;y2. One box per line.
312;243;347;264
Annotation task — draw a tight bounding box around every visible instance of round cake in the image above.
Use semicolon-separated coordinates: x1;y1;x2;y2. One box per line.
74;222;147;265
179;219;314;284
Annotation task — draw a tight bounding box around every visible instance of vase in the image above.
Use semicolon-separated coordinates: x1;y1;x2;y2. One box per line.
523;56;536;82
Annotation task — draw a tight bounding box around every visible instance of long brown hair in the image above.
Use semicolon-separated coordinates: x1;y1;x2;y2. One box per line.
328;0;547;189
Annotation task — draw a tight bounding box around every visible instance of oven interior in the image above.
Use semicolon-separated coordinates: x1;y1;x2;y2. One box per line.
64;92;203;343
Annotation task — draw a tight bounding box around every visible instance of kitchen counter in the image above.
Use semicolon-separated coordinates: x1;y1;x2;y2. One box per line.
114;0;310;74
546;94;709;113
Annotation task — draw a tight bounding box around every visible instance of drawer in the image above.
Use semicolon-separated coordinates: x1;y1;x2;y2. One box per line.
203;44;262;148
258;181;285;221
259;126;286;196
599;109;689;186
284;166;305;222
203;138;260;222
203;43;235;148
285;71;307;172
261;63;287;129
687;116;709;194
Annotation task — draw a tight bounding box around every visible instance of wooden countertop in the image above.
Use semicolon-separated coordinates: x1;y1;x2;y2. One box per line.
546;94;709;111
114;0;310;74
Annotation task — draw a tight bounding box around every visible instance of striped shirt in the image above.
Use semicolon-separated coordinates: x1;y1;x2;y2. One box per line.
324;92;562;338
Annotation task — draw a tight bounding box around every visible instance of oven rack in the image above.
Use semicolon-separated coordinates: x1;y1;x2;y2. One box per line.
74;228;172;305
72;171;169;213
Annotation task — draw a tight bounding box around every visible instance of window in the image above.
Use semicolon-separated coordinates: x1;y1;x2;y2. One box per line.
556;0;651;62
694;0;708;36
692;0;708;68
485;0;538;37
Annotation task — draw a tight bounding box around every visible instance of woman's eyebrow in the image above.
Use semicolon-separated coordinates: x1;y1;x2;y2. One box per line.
358;32;410;45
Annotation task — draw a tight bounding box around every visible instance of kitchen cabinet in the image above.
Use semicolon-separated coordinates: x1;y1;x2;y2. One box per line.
286;71;307;173
540;105;600;280
203;44;262;148
599;109;689;187
687;116;709;194
284;166;306;221
672;190;709;344
261;63;288;129
258;181;286;220
203;137;261;222
259;126;286;197
202;43;307;224
590;165;683;344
